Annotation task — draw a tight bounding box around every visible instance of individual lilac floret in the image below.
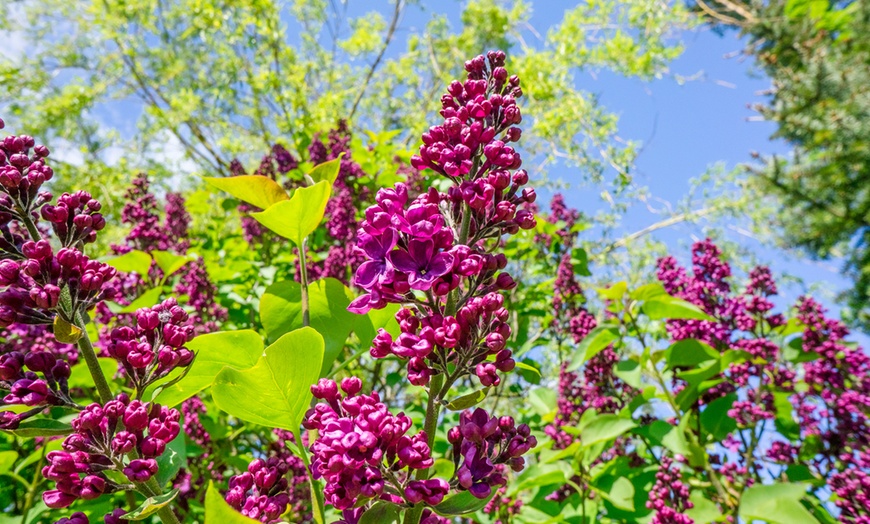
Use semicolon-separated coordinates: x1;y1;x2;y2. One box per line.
41;394;181;508
447;408;536;499
53;512;89;524
303;377;445;511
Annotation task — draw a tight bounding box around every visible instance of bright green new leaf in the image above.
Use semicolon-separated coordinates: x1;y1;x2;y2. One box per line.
212;327;324;432
204;482;260;524
580;414;637;448
0;451;18;474
121;489;179;520
103;250;152;275
251;180;332;246
260;278;361;376
152;330;263;407
606;477;635;512
152;250;192;277
642;294;714;321
307;156;343;185
119;287;164;314
203;175;289;210
68;357;118;389
567;325;620;371
739;483;819;524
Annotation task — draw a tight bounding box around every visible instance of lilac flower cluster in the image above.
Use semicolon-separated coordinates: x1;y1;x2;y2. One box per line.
42;393;180;508
106;298;194;393
447;408;536;499
114;174;188;255
646;457;694;524
0;350;73;428
225;457;293;522
351;52;534;391
223;430;310;523
303;377;445;511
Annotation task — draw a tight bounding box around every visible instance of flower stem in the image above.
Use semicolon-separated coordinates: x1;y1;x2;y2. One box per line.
19;443;47;524
295;433;326;524
404;372;446;524
74;312;114;404
299;238;310;327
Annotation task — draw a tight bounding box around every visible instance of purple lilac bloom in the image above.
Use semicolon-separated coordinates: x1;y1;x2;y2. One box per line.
303;377;444;511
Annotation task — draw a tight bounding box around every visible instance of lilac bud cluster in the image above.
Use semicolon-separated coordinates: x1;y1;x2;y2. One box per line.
447;408;536;499
42;394;180;508
303;377;446;511
370;290;515;387
0;350;74;428
225;457;293;523
646;457;694;524
0;241;117;327
0;120;53;232
114;174;187;254
106;298;194;392
41;190;106;247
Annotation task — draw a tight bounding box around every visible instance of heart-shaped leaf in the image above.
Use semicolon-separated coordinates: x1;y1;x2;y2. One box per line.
151;330;264;407
212;327;324;432
260;278;362;376
103;250;152;275
251;180;332;246
203;175;289;210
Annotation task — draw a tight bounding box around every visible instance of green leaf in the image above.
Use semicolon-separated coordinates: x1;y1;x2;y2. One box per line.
700;394;737;441
606;477;635;511
0;450;18;474
446;389;489;411
119;287;164;314
567;325;619;371
685;491;722;523
155;432;187;487
359;501;400;524
739;483;819;524
666;339;720;369
773;391;800;439
251;180;332;246
642;294;714;321
355;303;401;348
103;250;152;275
529;387;558;417
212;327;324;432
52;315;83;344
152;250;192;277
580;415;636;448
260;278;360;376
205;481;260;524
432;490;496;516
614;359;643;389
203;175;289;210
307;157;343;185
68;357;118;389
631;283;667;301
8;419;74;438
152;330;263;407
121;489;179;520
